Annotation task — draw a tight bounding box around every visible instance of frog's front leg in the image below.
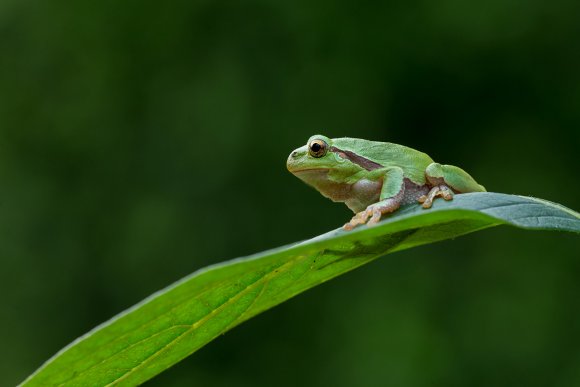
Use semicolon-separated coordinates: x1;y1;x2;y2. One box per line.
344;167;404;230
419;162;486;208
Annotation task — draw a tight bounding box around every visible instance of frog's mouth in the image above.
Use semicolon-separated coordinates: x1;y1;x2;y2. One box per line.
290;168;331;179
292;168;329;173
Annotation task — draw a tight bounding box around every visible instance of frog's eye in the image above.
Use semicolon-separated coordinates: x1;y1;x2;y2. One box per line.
308;139;328;158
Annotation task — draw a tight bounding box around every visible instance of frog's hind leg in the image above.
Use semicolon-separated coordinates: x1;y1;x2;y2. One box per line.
418;184;453;208
419;163;486;209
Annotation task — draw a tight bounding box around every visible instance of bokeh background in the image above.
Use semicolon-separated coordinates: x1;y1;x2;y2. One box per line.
1;1;579;386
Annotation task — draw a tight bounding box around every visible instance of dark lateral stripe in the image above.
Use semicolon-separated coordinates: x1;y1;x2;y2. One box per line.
330;146;383;171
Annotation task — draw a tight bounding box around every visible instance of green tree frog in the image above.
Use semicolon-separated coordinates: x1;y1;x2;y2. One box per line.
287;135;486;230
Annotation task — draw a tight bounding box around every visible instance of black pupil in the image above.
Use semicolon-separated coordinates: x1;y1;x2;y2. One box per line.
311;143;321;152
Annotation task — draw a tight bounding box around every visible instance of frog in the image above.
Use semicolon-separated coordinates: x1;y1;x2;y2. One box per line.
287;135;486;230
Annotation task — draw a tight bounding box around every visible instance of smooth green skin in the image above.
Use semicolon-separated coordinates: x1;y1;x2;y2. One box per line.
287;135;486;228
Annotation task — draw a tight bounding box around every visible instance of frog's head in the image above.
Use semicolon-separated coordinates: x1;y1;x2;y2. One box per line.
287;134;361;185
287;134;337;174
287;134;379;203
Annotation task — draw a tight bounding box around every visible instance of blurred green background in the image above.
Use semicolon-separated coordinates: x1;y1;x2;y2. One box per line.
1;1;579;386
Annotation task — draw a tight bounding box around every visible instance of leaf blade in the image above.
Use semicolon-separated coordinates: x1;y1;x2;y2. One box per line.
21;193;580;386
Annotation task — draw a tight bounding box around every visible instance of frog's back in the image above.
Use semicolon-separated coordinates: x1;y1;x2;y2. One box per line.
331;137;433;185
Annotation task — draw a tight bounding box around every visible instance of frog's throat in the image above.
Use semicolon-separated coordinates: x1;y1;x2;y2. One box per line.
293;169;355;202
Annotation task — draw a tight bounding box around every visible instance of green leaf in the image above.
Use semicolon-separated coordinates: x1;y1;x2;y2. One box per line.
21;193;580;386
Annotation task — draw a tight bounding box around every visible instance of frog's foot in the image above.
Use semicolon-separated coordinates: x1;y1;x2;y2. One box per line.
343;198;401;230
343;208;372;231
418;184;454;209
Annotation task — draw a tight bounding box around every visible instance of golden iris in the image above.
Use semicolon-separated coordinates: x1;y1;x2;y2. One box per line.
308;139;327;158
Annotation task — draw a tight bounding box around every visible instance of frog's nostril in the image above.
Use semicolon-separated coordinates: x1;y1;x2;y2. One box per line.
291;151;298;158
